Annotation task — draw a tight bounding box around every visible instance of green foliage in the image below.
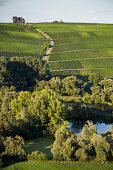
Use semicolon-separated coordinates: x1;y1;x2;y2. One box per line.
82;92;92;104
95;146;107;162
88;73;102;85
12;16;25;23
91;133;110;162
75;148;88;161
2;135;26;160
0;56;48;90
0;112;17;136
81;121;97;140
10;89;68;135
51;122;113;162
27;151;49;161
62;76;83;96
51;126;77;161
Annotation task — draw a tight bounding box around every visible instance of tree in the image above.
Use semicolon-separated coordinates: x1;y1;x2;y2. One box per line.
62;76;83;96
12;16;25;23
10;89;68;135
2;136;26;160
88;73;103;85
91;133;110;162
81;121;97;140
51;126;77;161
12;16;18;23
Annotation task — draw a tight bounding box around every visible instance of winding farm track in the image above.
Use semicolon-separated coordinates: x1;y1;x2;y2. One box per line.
33;27;54;61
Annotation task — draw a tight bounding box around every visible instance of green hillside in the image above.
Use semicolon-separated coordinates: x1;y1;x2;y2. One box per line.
0;23;47;58
3;161;113;170
33;23;113;78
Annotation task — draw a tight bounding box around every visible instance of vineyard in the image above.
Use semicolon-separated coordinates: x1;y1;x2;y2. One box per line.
33;23;113;79
0;23;47;58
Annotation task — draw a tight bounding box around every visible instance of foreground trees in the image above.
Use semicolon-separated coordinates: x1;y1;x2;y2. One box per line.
0;87;68;137
0;135;25;166
51;121;113;162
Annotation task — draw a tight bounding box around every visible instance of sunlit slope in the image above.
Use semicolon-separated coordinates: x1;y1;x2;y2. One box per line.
0;23;47;58
33;23;113;78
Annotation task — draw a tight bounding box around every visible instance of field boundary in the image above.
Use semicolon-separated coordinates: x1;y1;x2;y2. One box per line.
48;56;113;62
50;67;113;72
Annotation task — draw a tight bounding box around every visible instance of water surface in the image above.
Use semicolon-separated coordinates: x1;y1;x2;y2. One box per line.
68;121;113;134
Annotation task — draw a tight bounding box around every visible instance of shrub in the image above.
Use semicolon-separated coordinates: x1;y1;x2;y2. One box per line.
75;148;88;161
2;135;26;160
81;121;97;140
95;146;107;162
27;151;49;161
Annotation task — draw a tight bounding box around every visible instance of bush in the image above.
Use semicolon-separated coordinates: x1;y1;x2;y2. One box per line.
81;121;97;140
95;146;107;162
27;151;49;161
75;148;88;161
2;135;26;160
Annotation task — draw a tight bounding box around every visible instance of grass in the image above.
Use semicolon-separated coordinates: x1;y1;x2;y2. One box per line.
33;23;113;79
23;137;54;158
3;161;113;170
0;23;47;58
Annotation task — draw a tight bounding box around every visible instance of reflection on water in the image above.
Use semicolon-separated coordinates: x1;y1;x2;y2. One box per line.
68;121;113;134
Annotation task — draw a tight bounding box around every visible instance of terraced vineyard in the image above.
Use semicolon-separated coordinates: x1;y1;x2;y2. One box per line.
33;23;113;78
0;23;47;58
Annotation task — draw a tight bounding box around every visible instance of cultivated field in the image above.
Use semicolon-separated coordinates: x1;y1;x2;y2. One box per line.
33;23;113;78
0;23;47;58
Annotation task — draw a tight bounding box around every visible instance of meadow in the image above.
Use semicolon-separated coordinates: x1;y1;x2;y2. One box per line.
4;161;113;170
33;23;113;78
3;137;113;170
0;23;47;58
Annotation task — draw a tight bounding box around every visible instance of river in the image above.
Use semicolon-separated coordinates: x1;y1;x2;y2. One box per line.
68;121;113;134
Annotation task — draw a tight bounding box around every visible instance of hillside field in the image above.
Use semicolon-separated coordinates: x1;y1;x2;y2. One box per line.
0;23;47;58
3;161;113;170
33;23;113;79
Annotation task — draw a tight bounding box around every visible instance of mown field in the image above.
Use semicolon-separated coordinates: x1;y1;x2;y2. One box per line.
0;23;47;58
4;161;113;170
33;23;113;78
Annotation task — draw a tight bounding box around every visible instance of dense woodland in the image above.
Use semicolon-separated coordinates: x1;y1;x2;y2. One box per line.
0;55;113;167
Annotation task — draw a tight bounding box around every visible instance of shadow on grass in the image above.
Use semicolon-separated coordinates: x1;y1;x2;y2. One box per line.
23;137;54;158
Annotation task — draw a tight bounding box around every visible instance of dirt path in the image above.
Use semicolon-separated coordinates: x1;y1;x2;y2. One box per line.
34;27;54;61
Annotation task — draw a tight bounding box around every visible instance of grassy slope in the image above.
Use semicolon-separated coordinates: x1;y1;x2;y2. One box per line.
4;161;113;170
33;23;113;78
0;23;47;58
23;137;54;158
